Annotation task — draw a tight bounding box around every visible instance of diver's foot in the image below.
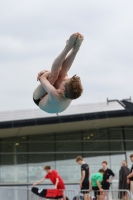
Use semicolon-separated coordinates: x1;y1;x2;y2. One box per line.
74;33;84;51
66;33;78;49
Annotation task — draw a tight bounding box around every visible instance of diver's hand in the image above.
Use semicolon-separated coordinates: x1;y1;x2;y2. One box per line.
37;70;50;81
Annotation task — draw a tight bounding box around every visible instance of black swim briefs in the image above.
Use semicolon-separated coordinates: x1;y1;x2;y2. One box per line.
33;98;41;106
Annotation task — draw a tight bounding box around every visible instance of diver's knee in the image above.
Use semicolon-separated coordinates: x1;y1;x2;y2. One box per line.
58;74;66;81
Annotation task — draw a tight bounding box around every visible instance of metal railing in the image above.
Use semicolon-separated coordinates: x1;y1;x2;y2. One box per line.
64;189;77;200
77;189;131;200
0;187;132;200
0;187;77;200
0;187;30;200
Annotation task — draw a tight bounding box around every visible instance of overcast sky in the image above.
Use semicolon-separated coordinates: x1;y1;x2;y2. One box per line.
0;0;133;112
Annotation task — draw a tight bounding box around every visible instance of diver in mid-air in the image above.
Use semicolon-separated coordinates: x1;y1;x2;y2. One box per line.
33;32;84;113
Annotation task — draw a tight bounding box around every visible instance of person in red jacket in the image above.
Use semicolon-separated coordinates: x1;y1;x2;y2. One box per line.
33;166;66;200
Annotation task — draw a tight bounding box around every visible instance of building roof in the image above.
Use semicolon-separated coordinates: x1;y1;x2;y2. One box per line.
0;99;133;126
0;99;133;138
0;100;128;122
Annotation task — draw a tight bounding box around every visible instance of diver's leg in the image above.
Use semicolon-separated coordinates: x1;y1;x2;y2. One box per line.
33;33;78;100
33;84;46;100
48;33;77;85
60;33;84;77
54;33;84;88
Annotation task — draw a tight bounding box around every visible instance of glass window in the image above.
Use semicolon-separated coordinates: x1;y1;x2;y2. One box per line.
110;141;124;151
29;142;54;152
29;133;54;141
109;128;124;151
56;131;82;152
83;152;110;165
28;153;55;183
56;153;81;182
0;186;28;200
56;141;82;152
124;127;133;166
1;154;27;183
1;136;27;153
83;153;110;178
28;133;55;152
125;141;133;151
83;128;109;140
125;151;133;168
109;128;123;140
110;153;125;164
56;131;81;141
124;127;133;140
1;126;133;186
110;153;126;180
83;129;109;151
83;141;109;151
1;142;27;153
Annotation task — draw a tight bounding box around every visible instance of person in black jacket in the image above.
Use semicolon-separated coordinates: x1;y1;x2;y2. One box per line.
102;161;115;200
127;154;133;195
118;160;130;200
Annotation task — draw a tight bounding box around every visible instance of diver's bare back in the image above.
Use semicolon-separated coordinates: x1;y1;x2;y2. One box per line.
38;87;71;114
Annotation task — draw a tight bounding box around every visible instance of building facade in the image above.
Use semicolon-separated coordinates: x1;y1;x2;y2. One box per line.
0;99;133;191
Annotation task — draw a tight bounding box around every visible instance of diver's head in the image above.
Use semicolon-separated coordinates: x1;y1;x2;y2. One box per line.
59;75;83;99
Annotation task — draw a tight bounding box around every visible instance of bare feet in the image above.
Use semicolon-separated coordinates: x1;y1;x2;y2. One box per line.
74;33;84;50
66;33;78;49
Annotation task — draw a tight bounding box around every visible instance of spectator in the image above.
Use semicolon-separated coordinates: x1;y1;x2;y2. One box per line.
127;154;133;195
33;165;66;200
76;156;90;200
118;160;130;200
102;161;115;200
90;169;104;200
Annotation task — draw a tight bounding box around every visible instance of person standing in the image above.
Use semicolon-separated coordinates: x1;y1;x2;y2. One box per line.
118;160;130;200
127;154;133;195
91;169;104;200
76;156;90;200
102;161;115;200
